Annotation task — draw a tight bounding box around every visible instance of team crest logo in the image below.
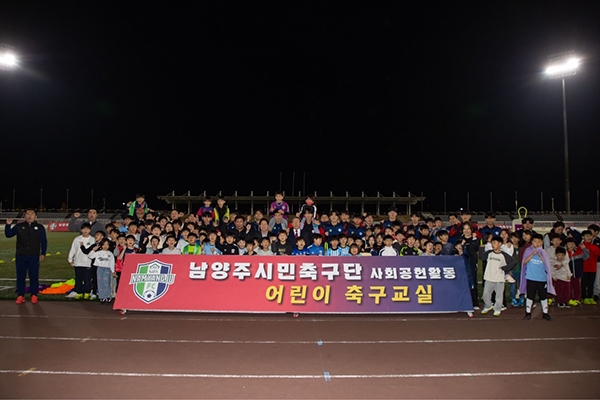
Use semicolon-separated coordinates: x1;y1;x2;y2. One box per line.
129;260;176;304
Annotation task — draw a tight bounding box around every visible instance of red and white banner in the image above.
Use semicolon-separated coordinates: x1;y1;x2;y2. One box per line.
47;222;70;232
113;254;473;314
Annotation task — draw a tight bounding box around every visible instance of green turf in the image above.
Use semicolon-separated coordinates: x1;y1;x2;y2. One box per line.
0;231;78;299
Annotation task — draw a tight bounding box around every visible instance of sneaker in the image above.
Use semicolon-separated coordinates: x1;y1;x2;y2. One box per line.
511;299;519;307
548;298;553;306
568;299;579;307
75;293;84;300
589;298;597;305
493;311;501;317
15;296;25;305
575;300;582;305
542;313;552;321
563;303;570;309
481;306;493;314
583;298;591;305
473;306;480;311
523;313;531;320
501;306;507;311
89;293;97;301
66;291;79;299
519;297;525;307
83;293;90;300
557;302;565;308
31;295;38;304
505;274;516;283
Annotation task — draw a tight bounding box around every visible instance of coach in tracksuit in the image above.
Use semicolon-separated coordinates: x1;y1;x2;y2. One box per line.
4;209;47;304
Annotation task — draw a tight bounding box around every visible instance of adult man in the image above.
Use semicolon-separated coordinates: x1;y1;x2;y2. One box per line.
447;213;462;245
5;209;47;304
69;208;106;236
381;207;402;231
480;212;502;239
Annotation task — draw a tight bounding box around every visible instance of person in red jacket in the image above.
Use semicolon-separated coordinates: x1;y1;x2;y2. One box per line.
580;230;600;304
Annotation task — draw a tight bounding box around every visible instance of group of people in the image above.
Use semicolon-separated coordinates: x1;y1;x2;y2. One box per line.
4;192;600;320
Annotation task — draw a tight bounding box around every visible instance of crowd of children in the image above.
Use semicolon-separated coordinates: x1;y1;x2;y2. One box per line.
64;193;600;318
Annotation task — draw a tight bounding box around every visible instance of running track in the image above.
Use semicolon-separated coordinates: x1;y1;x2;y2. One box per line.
0;301;599;399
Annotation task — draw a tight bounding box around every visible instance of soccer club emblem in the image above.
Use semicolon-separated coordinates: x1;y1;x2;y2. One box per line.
129;260;176;304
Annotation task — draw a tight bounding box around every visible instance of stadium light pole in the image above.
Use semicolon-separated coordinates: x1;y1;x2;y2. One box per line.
545;55;579;213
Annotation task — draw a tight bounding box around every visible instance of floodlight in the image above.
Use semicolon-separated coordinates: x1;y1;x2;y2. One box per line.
545;57;579;78
0;52;17;70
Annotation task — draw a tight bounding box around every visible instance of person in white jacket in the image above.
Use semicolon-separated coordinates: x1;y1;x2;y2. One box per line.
88;239;116;304
66;223;95;299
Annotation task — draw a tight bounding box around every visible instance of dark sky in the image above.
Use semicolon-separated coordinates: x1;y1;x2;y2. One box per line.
1;1;599;213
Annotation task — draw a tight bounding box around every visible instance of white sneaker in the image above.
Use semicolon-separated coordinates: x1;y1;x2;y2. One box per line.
481;306;493;314
505;274;516;283
493;311;501;317
473;306;480;311
89;294;97;301
65;291;79;299
501;306;507;311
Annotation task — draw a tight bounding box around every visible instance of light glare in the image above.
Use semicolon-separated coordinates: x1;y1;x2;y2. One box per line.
0;52;17;68
545;58;579;76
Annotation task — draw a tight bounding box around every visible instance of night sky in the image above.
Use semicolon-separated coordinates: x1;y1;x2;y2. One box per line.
1;1;599;213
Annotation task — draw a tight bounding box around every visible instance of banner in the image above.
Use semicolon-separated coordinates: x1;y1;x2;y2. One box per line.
114;255;473;314
47;222;70;232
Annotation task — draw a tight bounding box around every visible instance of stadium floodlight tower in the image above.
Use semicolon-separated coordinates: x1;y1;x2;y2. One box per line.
0;47;17;70
545;54;579;214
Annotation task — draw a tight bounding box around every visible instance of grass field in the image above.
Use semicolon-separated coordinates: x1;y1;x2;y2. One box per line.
0;230;78;299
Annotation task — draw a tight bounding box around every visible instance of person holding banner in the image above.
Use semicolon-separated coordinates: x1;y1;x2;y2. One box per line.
5;209;47;304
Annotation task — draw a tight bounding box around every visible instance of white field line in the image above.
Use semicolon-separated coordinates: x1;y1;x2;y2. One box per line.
0;313;598;323
0;369;599;379
0;335;598;345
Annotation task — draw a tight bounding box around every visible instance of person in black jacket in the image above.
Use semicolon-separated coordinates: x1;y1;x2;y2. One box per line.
5;209;47;304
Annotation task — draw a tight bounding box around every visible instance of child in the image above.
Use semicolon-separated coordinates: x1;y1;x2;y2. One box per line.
325;236;343;256
508;233;524;307
520;234;556;320
67;223;95;300
338;234;350;256
349;243;362;256
214;196;230;224
236;238;247;255
307;234;325;256
197;197;215;219
119;215;133;233
436;230;454;255
379;235;399;256
478;237;516;317
79;230;107;301
400;234;422;256
88;239;115;304
434;242;443;255
292;237;309;255
127;193;151;216
565;238;588;306
161;235;181;255
551;247;573;308
271;230;293;255
420;241;435;256
219;232;239;255
177;228;191;250
245;240;257;256
580;230;600;304
269;191;290;219
256;237;275;255
430;217;445;242
202;231;223;255
182;232;202;254
145;236;162;254
299;195;317;218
